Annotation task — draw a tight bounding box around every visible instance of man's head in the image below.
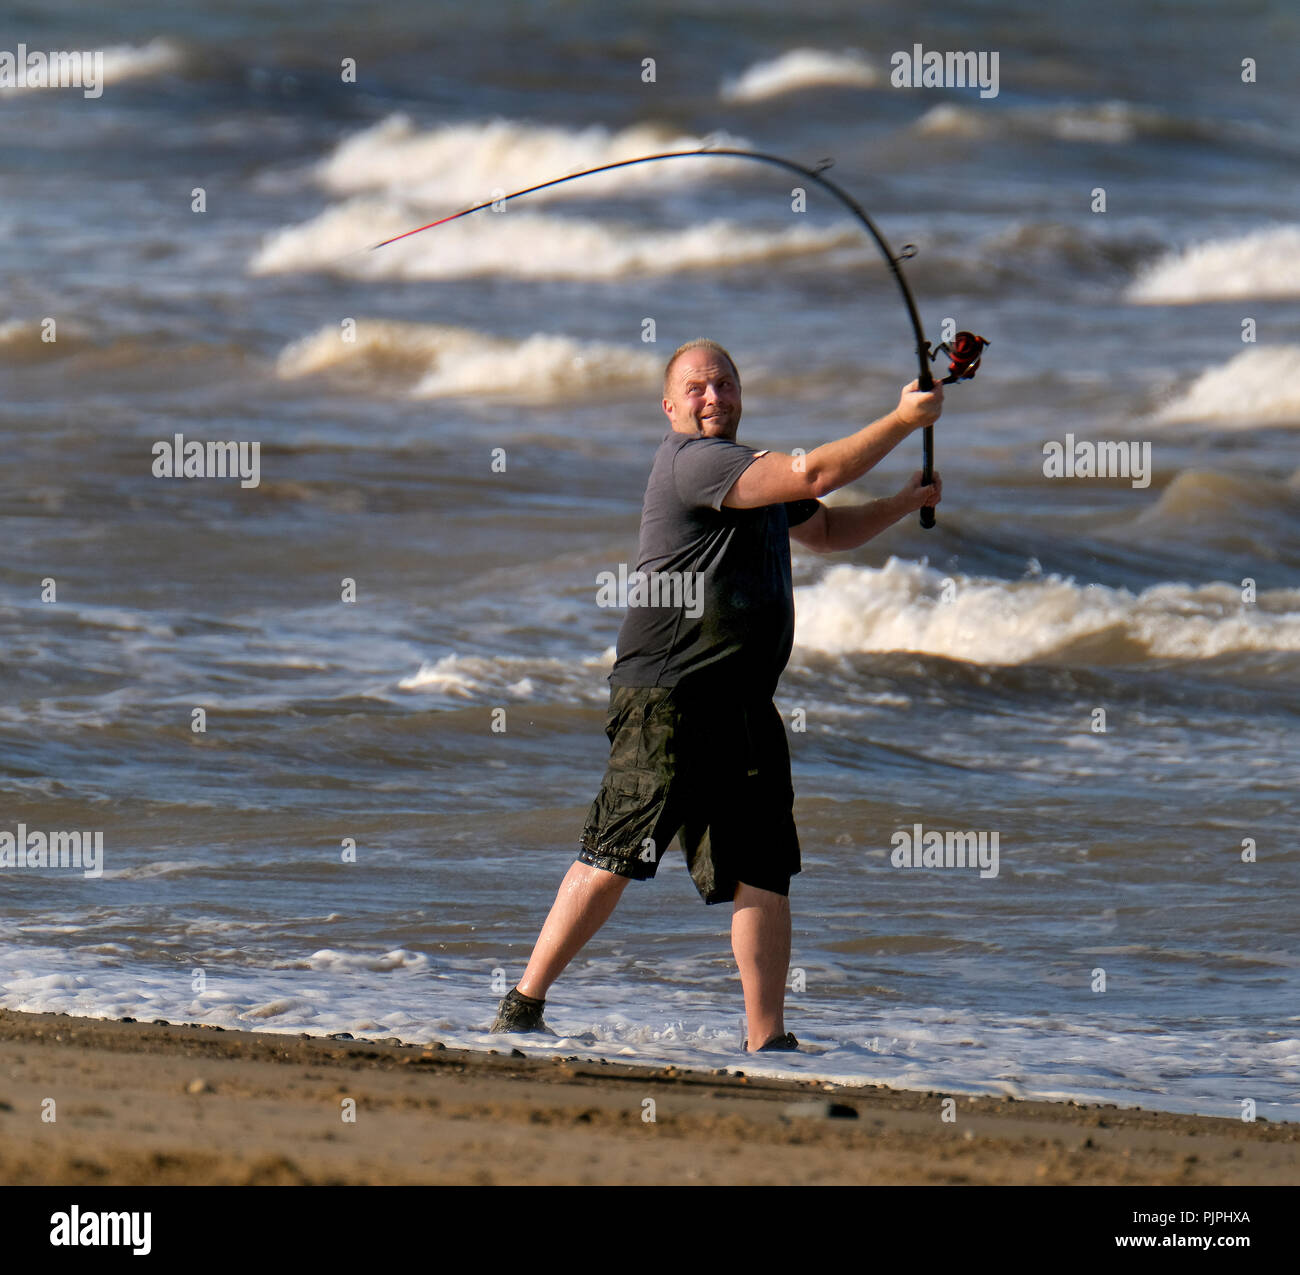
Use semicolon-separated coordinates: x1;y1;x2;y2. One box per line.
662;338;742;439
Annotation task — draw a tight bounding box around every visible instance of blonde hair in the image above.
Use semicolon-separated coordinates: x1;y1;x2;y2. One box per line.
662;338;740;396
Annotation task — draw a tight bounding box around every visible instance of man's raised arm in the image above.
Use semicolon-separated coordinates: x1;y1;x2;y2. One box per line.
722;379;944;508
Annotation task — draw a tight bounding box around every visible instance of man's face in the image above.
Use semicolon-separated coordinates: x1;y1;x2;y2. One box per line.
663;352;742;439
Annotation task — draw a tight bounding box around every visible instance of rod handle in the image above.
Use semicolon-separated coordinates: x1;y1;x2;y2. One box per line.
918;365;936;529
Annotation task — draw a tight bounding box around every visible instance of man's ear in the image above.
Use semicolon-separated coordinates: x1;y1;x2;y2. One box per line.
662;397;673;422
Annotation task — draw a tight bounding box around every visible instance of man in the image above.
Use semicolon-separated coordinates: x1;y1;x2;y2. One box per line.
492;338;943;1051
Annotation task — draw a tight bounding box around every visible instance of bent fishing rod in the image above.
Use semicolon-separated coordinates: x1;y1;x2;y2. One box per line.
369;146;988;528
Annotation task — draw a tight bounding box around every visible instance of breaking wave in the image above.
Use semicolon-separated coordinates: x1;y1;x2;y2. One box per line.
1152;347;1300;426
275;320;659;399
0;36;184;95
720;48;880;102
792;558;1300;665
250;200;856;280
1126;225;1300;303
314;113;751;206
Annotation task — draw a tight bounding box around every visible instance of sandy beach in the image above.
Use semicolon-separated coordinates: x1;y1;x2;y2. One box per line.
1;1009;1294;1187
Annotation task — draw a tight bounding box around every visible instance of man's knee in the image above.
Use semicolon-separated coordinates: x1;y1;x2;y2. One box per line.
574;859;634;892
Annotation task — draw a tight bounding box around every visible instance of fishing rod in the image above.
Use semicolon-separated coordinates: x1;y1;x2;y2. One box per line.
369;145;987;528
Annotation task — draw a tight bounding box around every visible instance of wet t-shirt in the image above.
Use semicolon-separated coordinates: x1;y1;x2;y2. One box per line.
608;430;821;700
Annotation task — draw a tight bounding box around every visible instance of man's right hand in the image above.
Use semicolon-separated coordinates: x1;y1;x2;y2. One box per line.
894;379;944;430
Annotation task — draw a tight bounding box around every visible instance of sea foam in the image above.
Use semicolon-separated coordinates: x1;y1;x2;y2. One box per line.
315;114;751;206
0;36;183;94
251;200;856;280
720;48;879;102
792;558;1300;664
275;321;659;400
1153;347;1300;425
1127;225;1300;303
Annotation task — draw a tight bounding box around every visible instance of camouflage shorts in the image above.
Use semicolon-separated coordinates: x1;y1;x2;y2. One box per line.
578;683;801;905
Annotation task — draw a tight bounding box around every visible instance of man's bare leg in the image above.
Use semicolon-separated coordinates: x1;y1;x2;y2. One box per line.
515;860;630;1000
731;881;791;1050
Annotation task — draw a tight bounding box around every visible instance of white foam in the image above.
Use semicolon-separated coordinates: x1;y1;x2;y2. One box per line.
0;37;183;95
912;103;993;139
243;998;307;1019
1153;346;1300;425
300;949;429;973
275;320;659;400
792;557;1300;664
720;48;879;102
315;114;750;206
1127;225;1300;303
251;200;856;280
398;651;611;699
99;37;185;83
1;944;1294;1121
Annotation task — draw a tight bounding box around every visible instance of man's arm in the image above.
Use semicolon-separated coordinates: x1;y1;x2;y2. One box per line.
723;379;944;509
790;471;943;553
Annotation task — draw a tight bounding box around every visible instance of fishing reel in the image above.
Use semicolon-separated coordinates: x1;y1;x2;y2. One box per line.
929;330;990;384
916;330;987;530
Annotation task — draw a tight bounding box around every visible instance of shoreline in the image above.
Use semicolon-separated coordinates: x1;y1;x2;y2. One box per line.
1;1009;1295;1185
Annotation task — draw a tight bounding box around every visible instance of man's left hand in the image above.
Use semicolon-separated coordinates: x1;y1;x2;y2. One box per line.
898;469;942;513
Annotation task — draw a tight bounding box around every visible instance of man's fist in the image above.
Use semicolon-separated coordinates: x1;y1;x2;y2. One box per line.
898;468;942;513
895;379;944;430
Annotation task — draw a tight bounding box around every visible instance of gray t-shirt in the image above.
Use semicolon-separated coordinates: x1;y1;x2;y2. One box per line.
608;430;821;698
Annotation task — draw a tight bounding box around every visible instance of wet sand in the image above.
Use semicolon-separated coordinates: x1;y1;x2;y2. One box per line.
1;1009;1295;1186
